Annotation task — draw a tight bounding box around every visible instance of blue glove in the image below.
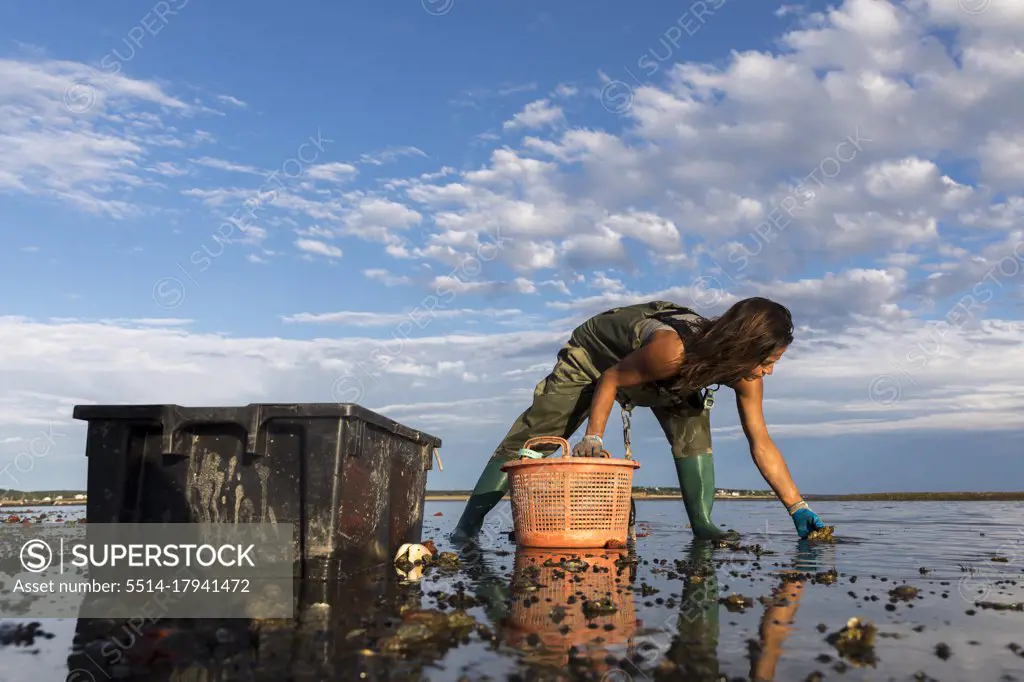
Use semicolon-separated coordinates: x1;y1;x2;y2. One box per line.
791;506;825;538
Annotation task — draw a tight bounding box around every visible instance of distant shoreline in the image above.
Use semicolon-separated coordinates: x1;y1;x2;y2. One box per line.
426;491;1024;502
0;500;85;508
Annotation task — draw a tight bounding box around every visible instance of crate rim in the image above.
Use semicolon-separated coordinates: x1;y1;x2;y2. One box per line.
71;402;442;447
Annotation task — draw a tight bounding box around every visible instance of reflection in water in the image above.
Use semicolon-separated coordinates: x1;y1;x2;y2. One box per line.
750;578;806;681
499;547;639;672
63;541;824;681
746;540;827;681
67;570;450;682
612;540;724;682
607;539;825;682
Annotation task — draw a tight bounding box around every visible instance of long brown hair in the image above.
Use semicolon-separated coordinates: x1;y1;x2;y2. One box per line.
669;297;794;392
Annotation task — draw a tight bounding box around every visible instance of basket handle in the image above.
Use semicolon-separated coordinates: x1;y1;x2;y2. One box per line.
522;436;612;458
522;436;571;457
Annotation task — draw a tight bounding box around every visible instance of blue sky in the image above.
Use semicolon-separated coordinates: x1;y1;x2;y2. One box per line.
0;0;1022;499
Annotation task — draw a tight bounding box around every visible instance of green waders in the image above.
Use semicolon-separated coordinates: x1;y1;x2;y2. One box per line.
452;301;738;542
451;342;597;541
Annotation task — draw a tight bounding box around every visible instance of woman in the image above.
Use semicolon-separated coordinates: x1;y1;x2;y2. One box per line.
451;297;827;542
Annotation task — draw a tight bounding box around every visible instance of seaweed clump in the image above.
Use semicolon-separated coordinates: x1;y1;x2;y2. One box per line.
378;609;478;656
581;596;617;618
806;526;835;542
720;593;754;612
825;617;878;667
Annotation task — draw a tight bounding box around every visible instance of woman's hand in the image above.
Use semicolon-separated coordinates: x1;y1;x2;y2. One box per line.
791;505;826;538
572;434;604;457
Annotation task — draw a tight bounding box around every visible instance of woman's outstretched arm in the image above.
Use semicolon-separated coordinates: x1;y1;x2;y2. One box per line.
732;377;803;509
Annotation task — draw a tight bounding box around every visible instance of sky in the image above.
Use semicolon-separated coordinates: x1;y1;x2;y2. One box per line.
0;0;1022;498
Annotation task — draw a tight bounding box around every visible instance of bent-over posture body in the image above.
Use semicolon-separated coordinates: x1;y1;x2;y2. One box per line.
452;297;826;542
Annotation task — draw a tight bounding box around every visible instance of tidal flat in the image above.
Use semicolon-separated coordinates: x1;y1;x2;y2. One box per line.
1;500;1023;681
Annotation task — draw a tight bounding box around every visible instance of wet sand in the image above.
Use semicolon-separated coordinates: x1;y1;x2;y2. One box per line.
2;500;1023;681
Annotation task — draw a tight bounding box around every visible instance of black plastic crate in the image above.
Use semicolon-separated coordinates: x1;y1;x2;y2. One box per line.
72;402;441;580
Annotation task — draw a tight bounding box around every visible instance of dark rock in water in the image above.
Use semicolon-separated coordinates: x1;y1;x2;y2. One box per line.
0;622;53;647
975;600;1024;611
934;642;952;660
639;582;659;597
889;585;919;602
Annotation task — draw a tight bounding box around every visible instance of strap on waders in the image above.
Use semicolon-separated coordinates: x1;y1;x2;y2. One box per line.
621;399;636;544
621;401;633;460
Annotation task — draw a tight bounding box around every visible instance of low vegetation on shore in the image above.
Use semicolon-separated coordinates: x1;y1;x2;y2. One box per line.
0;489;86;506
425;488;1024;502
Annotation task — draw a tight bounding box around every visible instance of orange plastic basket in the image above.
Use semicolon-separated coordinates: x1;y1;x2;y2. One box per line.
500;436;640;548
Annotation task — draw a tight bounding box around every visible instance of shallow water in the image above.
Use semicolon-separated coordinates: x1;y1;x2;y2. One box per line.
1;500;1023;681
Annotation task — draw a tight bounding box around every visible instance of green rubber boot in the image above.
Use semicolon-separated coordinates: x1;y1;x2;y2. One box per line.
451;457;509;543
674;454;740;541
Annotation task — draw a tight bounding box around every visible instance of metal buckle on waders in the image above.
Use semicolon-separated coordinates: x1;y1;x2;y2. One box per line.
702;385;720;411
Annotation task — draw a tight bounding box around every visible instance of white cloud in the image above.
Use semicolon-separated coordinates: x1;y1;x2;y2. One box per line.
281;308;522;325
589;272;626;293
503;99;566;130
216;94;248;108
358;146;427;165
598;211;681;252
363;268;412;287
429;275;538;296
0;57;199;217
978;131;1024;189
338;197;422;242
294;238;342;258
305;162;358;183
190;156;263;175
